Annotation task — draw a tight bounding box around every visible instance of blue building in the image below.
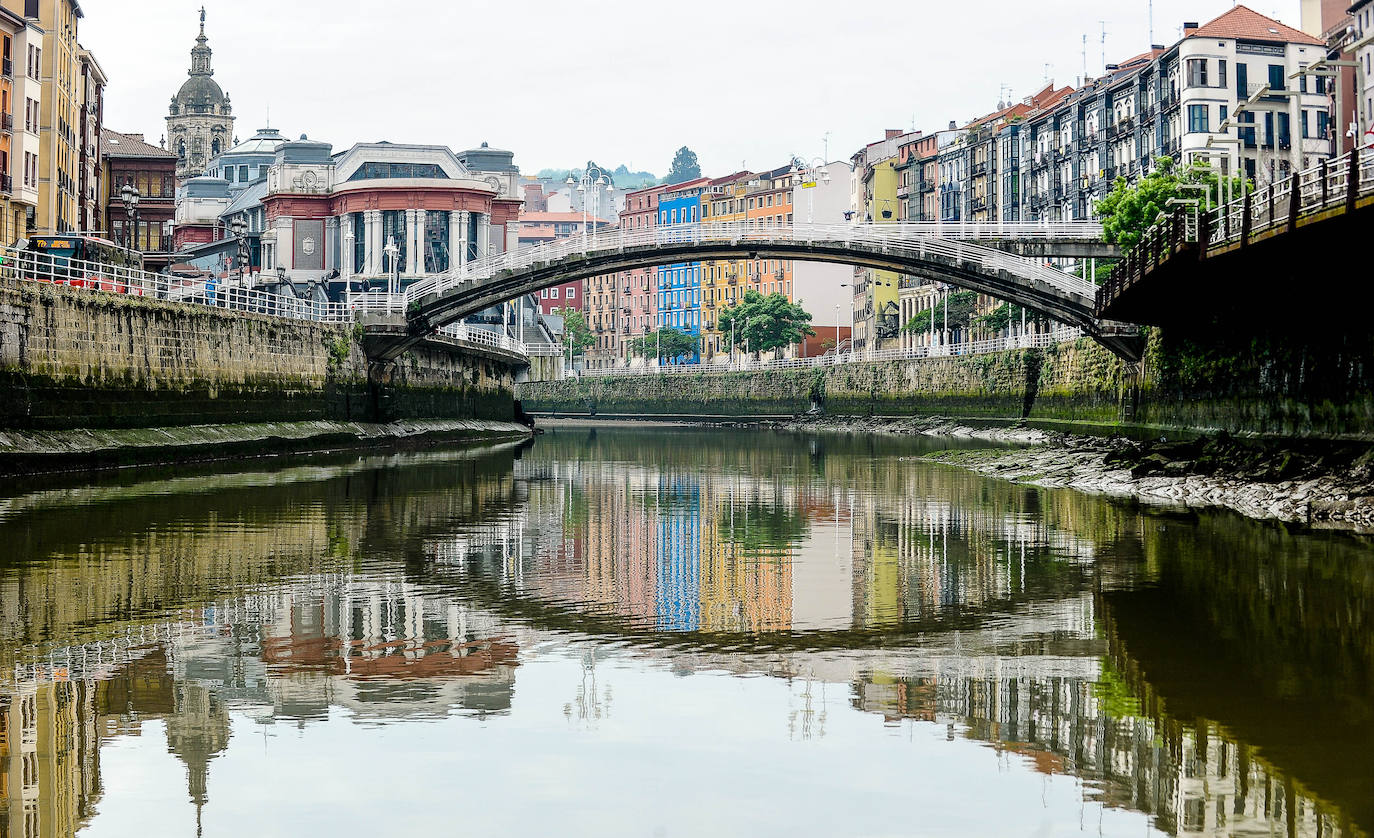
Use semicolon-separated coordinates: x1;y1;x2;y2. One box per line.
655;188;704;364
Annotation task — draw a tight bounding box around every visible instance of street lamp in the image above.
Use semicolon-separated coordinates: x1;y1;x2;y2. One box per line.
383;236;400;307
567;161;614;248
342;229;355;309
119;181;140;251
793;156;832;224
230;216;249;287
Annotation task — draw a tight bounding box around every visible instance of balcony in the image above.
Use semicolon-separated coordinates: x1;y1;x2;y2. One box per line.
1;58;10;78
0;175;11;194
970;161;988;177
0;113;10;132
918;178;936;193
896;184;911;199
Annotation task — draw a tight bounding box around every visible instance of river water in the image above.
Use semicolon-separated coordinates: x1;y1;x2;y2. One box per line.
0;425;1369;837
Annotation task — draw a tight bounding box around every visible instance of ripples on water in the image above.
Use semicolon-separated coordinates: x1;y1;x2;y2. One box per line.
0;426;1369;837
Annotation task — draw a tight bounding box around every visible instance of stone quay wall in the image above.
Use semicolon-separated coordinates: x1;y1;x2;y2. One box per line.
0;282;517;430
519;328;1374;441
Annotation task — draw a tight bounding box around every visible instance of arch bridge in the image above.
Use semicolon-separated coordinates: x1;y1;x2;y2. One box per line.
362;222;1141;362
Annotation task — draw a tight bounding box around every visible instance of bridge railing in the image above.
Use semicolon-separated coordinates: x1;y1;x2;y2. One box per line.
1102;147;1374;311
0;245;355;324
405;221;1103;306
575;327;1083;378
435;322;528;356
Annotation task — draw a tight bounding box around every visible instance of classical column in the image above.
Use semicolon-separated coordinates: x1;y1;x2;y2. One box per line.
476;212;490;259
457;211;471;270
447;210;462;273
366;210;382;277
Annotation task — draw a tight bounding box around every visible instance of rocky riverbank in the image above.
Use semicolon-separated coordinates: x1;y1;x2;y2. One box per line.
774;415;1374;532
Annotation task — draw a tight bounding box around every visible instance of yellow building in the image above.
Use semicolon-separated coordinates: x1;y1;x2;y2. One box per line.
699;165;798;361
855;157;902;351
0;0;89;234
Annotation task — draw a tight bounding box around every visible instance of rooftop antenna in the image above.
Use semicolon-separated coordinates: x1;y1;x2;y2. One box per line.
1148;0;1154;48
822;131;831;161
1082;33;1088;81
1044;63;1052;84
1100;20;1109;73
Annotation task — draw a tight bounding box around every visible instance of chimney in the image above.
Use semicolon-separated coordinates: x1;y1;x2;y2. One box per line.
129;133;144;143
1183;21;1199;36
885;129;902;140
948;120;957;131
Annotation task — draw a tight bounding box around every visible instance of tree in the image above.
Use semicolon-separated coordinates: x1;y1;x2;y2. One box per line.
553;306;594;356
718;290;816;354
628;328;699;360
1096;157;1248;250
665;146;702;185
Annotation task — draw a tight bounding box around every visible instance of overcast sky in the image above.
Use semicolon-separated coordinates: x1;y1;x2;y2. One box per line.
81;0;1301;177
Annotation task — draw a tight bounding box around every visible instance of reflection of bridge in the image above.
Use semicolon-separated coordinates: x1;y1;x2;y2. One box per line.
361;222;1142;362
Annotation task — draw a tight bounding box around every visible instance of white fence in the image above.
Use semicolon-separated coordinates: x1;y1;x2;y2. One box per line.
1;245;354;323
576;327;1084;378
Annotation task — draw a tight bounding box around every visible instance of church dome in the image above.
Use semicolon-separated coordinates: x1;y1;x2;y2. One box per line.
175;74;227;111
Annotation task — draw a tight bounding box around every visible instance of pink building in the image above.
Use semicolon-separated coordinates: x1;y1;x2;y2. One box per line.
606;184;674;355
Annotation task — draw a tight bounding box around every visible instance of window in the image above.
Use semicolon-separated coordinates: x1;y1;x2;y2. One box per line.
239;164;249;181
1186;58;1208;87
1218;60;1227;88
1268;64;1285;91
1188;105;1209;133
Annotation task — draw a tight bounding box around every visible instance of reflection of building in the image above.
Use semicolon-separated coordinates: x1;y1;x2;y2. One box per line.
657;477;700;631
0;681;101;838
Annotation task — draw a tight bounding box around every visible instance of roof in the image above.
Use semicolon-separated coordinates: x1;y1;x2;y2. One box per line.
222;127;287;157
222;178;269;217
517;212;612;224
1190;5;1324;46
101;129;176;161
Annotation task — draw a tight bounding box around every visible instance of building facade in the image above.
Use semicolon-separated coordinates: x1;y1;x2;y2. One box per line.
0;0;91;234
75;45;103;234
166;10;234;185
101;129;177;270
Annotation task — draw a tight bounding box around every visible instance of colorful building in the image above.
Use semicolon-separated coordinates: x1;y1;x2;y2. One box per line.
100;129;177;271
699;170;752;359
1;0;95;234
654;181;709;363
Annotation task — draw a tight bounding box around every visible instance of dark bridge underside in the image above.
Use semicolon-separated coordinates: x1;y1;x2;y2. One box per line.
375;239;1142;362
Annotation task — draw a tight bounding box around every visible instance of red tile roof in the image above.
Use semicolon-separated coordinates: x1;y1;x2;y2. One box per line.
1190;5;1323;46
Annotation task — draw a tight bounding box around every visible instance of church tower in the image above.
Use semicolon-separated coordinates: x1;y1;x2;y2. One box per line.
166;8;235;184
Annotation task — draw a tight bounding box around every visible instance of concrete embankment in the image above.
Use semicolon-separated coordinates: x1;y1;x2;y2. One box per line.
0;419;533;475
520;328;1374;441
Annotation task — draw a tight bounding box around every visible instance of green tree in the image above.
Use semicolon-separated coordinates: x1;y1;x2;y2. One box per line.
1096;157;1247;250
718;290;816;354
665;147;702;185
553;306;594;356
628;328;700;360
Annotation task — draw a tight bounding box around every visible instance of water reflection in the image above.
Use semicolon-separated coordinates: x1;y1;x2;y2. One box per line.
0;428;1367;837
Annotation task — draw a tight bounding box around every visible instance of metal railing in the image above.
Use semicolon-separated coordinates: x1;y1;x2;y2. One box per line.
405;221;1106;307
435;322;528;355
575;327;1084;378
1100;148;1374;310
1;246;358;324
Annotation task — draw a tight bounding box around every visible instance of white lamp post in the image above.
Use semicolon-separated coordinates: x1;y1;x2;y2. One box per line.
567;161;613;249
793;156;832;224
384;236;400;309
343;229;354;309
